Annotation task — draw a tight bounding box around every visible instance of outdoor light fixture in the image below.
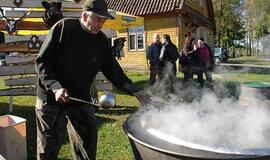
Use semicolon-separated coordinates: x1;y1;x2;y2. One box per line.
13;0;23;7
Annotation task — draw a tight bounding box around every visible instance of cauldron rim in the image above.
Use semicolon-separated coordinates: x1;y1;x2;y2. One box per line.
123;115;270;159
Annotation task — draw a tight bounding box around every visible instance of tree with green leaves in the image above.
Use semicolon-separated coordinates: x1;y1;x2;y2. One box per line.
244;0;270;56
213;0;245;49
246;0;270;38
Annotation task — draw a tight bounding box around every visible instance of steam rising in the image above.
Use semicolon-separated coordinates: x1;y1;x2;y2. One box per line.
140;93;270;154
133;65;270;155
259;34;270;58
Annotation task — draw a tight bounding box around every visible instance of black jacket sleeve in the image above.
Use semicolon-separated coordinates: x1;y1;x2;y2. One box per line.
35;21;64;92
160;43;179;63
101;35;141;95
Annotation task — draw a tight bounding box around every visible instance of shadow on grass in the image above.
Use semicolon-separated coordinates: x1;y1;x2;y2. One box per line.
113;79;150;96
216;62;270;74
133;79;149;88
212;81;241;99
227;59;263;64
96;115;117;126
96;106;137;115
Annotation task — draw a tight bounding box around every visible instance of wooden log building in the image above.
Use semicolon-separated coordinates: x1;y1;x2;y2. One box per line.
108;0;216;70
0;0;216;71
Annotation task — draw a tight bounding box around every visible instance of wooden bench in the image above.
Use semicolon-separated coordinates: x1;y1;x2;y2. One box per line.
0;62;114;112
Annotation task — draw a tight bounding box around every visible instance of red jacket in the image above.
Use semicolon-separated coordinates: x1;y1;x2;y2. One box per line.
198;45;210;65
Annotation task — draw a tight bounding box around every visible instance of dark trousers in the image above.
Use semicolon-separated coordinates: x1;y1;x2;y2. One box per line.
36;98;97;160
159;62;177;91
190;71;211;88
197;72;204;87
202;64;212;83
183;72;190;82
149;62;160;85
204;70;212;82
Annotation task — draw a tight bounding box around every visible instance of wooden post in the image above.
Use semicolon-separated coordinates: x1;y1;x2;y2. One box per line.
8;74;13;113
9;95;13;113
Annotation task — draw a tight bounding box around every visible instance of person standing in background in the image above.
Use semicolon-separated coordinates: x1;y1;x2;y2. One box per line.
190;42;204;87
147;33;162;85
159;34;179;83
179;36;193;82
198;37;214;86
180;37;204;87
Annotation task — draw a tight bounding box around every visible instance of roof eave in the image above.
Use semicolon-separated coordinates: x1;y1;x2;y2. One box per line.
180;4;215;29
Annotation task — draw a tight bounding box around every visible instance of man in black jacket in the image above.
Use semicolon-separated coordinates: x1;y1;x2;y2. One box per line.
159;34;179;81
35;0;149;159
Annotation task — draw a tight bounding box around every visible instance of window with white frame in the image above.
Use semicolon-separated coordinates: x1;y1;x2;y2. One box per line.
128;25;145;51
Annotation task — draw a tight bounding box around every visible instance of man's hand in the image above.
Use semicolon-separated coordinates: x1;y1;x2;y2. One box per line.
54;88;69;103
134;90;151;106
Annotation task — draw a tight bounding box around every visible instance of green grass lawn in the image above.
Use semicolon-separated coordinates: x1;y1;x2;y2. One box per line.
227;56;270;66
0;71;270;160
0;72;146;160
214;73;270;83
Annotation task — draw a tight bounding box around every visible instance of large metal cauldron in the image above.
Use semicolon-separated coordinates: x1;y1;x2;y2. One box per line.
123;115;270;160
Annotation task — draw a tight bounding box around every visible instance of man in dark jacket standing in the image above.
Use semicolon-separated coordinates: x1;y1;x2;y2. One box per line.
147;33;162;85
159;34;179;82
35;0;149;159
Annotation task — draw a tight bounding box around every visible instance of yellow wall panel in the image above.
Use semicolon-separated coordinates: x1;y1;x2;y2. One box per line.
113;0;215;70
116;30;148;70
117;30;146;54
145;17;178;48
117;16;180;71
